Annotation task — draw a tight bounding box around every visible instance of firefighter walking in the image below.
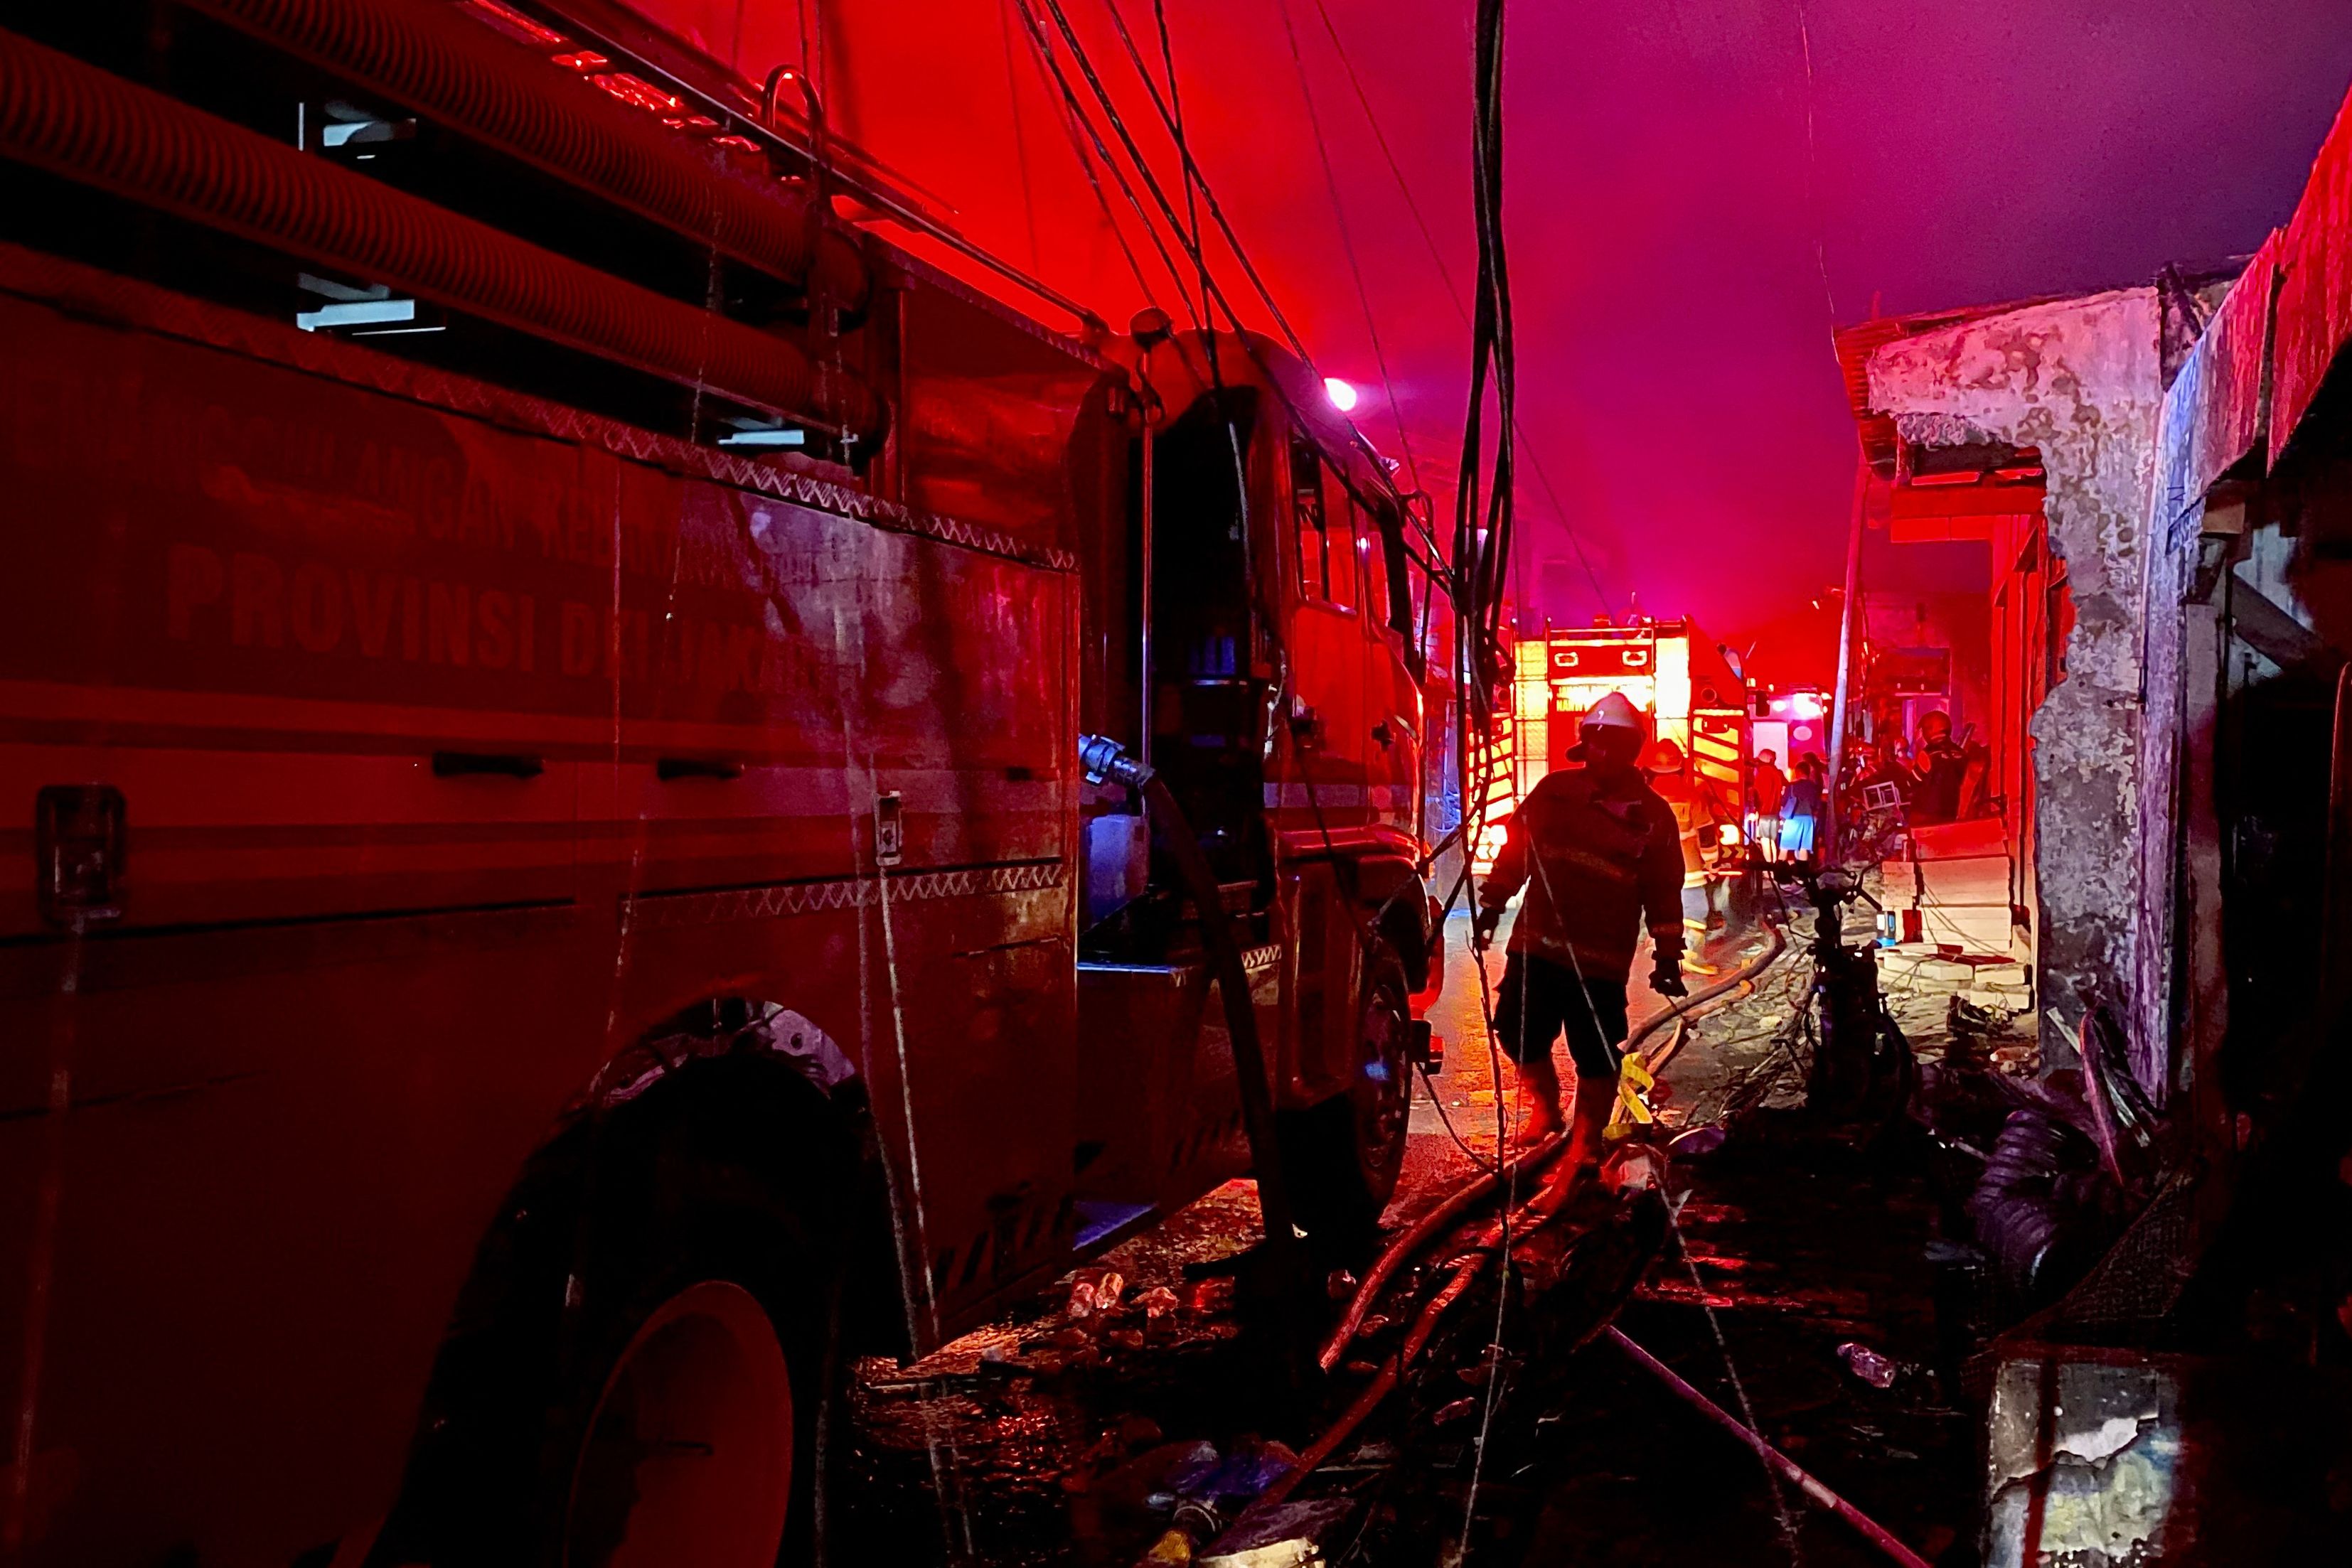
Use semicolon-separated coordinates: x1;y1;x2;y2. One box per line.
1474;692;1687;1176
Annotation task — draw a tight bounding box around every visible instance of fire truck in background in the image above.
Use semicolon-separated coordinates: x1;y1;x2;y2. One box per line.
1472;618;1749;874
0;2;1441;1562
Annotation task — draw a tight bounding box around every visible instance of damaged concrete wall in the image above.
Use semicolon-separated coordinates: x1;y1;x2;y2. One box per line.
1871;290;2164;1059
2129;516;2196;1098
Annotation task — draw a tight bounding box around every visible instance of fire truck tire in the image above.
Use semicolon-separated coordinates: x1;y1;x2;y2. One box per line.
540;1079;852;1568
1281;943;1414;1252
558;1273;803;1568
380;1063;857;1568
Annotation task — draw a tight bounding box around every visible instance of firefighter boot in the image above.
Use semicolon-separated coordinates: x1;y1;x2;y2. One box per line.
1511;1056;1564;1147
1561;1070;1617;1178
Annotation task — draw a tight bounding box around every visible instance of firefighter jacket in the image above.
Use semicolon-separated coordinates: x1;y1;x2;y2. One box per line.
1911;738;1968;824
1480;765;1686;980
1649;770;1718;883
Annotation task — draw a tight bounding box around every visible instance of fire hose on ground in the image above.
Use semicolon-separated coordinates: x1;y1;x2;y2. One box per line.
1317;910;1787;1375
1632;913;1788;1075
1266;911;1930;1565
1066;756;1925;1564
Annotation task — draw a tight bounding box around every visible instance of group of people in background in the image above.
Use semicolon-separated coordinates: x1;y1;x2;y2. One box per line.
1746;747;1824;863
1737;709;1987;866
1471;696;1994;1175
1846;709;1987;830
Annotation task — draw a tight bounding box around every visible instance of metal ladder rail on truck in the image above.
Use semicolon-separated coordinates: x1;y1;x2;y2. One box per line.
0;1;1445;1563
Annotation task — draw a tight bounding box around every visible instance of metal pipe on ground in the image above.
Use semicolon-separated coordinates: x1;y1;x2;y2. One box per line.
1605;1326;1933;1568
0;27;887;442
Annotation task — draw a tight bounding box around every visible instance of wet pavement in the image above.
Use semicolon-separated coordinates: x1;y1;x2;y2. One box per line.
840;911;1995;1564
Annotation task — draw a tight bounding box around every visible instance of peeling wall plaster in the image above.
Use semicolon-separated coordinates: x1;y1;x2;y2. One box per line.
1871;290;2163;1056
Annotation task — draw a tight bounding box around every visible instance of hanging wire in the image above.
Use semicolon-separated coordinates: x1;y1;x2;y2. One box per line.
1052;0;1303;355
1047;0;1456;809
1274;0;1424;498
1141;0;1212;335
1305;0;1615;622
1788;0;1841;329
1010;0;1204;324
998;0;1046;271
1076;0;1426;544
1452;0;1523;1539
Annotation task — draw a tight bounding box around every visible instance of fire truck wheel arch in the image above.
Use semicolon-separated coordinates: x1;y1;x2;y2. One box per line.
372;1047;885;1566
1347;853;1438;994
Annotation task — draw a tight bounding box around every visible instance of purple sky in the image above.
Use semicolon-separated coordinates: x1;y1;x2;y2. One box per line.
653;0;2352;650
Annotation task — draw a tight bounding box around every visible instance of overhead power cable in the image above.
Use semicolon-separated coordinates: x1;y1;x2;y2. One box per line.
1061;0;1306;359
1455;0;1517;704
1032;0;1440;574
1276;0;1423;498
1078;0;1445;569
1139;0;1212;340
1007;0;1203;325
1307;0;1615;620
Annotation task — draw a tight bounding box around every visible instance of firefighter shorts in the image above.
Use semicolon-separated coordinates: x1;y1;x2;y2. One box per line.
1491;952;1629;1078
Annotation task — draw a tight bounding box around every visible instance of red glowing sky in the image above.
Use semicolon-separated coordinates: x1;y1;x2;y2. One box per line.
644;0;2352;648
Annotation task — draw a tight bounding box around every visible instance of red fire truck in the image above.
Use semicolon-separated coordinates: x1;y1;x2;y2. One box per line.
0;3;1440;1562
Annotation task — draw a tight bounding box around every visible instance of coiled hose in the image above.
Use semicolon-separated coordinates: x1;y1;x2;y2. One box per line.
183;0;870;308
0;27;886;441
1966;1108;2095;1301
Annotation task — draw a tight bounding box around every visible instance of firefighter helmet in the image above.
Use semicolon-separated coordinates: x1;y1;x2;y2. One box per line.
1643;738;1685;772
1581;692;1645;733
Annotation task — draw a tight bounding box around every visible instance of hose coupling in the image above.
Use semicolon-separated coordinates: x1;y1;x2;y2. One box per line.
1078;734;1155;791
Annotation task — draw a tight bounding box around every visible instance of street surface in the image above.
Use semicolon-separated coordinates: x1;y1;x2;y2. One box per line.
840;908;1998;1564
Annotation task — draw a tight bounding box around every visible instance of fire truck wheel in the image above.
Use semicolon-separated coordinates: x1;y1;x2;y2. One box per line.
384;1064;857;1568
1281;943;1414;1253
541;1115;845;1568
558;1276;801;1568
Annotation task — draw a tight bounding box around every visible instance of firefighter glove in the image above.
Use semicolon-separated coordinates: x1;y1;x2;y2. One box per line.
1649;951;1688;999
1472;905;1504;950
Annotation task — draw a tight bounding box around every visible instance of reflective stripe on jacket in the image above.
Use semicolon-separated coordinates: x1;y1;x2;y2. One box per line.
1479;764;1685;979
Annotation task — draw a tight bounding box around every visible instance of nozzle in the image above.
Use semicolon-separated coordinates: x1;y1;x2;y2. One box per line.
1079;734;1156;791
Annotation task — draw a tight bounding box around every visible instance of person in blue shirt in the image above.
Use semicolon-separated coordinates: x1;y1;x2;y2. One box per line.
1780;753;1824;862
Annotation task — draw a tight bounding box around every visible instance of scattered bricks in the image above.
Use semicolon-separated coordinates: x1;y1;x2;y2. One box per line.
1965;988;2024;1013
1913;960;1976;986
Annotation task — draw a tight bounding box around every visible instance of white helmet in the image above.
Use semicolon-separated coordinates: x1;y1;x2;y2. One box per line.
1581;691;1645;733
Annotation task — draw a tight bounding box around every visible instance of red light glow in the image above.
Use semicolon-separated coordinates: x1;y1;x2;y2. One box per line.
461;0;566;50
591;73;684;115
